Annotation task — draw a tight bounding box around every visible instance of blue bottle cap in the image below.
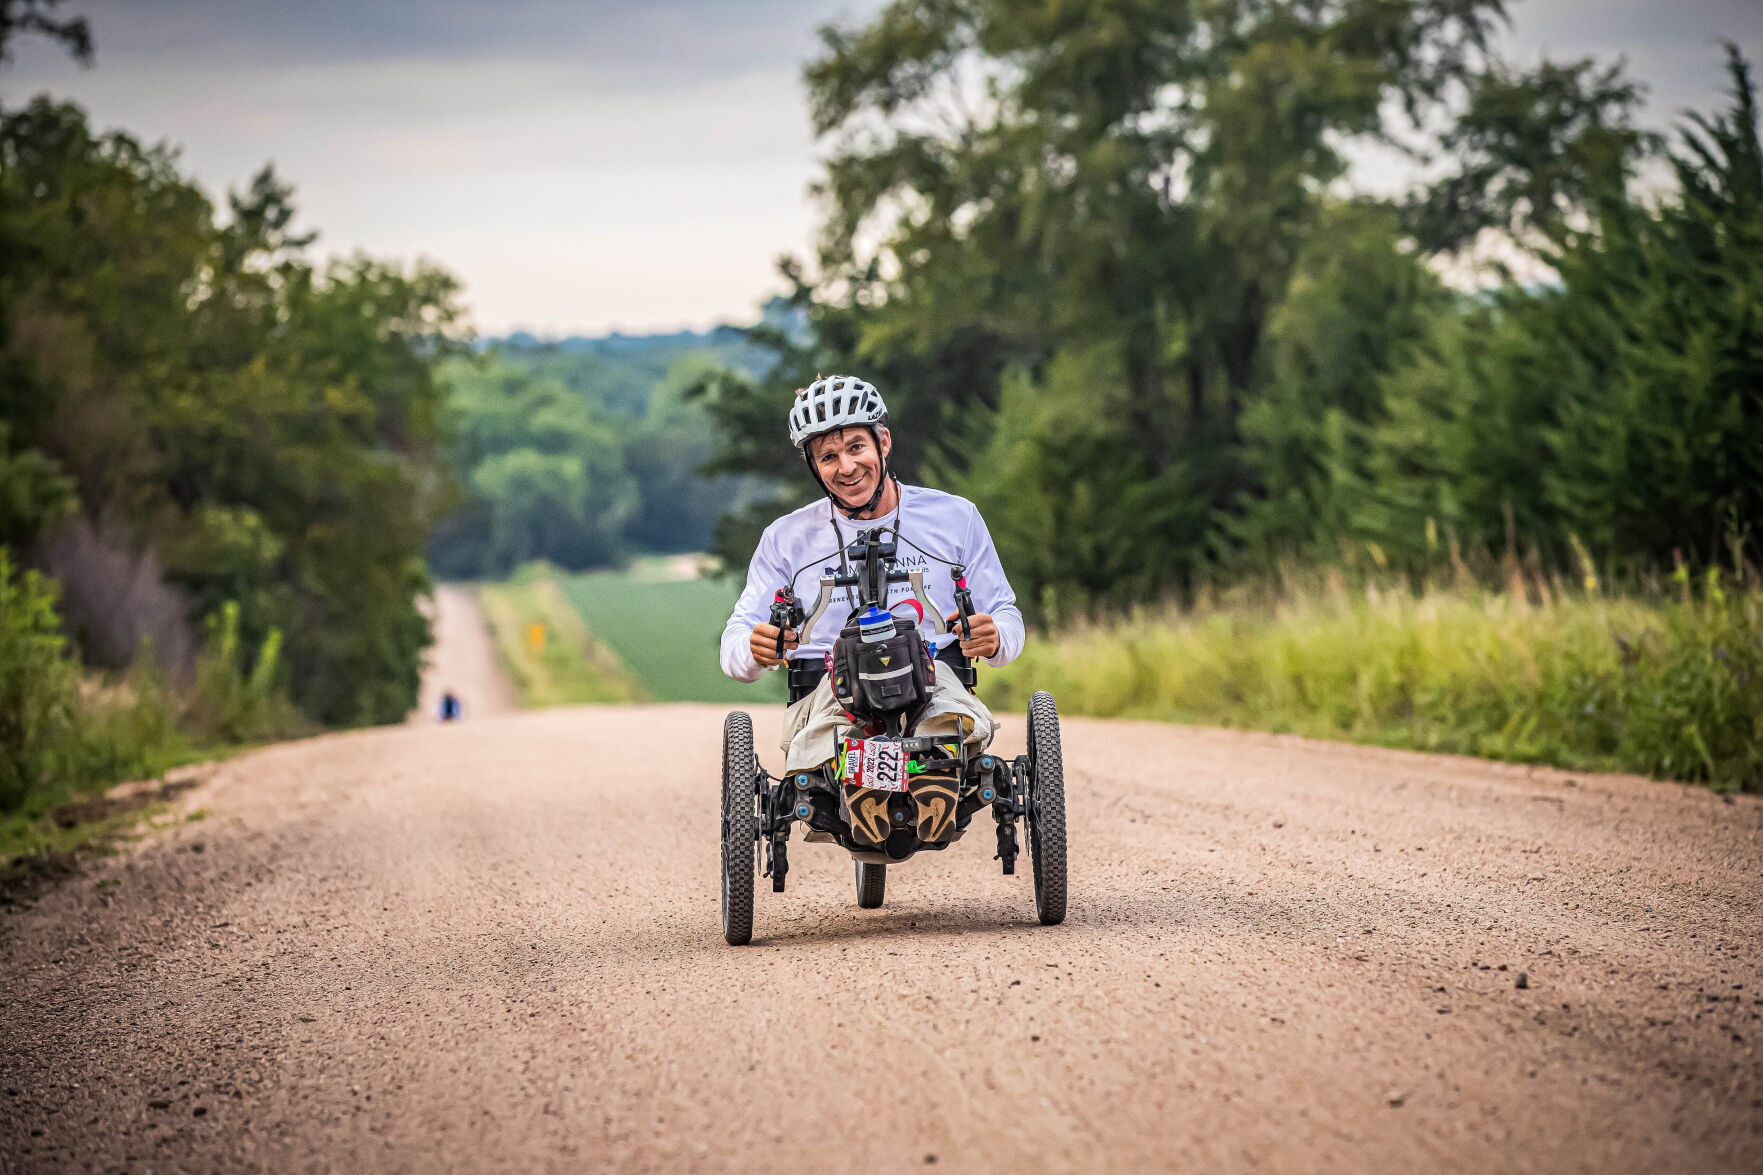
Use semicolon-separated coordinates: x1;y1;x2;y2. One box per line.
858;606;895;642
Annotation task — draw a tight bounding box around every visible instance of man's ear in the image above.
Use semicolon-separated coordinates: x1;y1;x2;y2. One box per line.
876;426;892;460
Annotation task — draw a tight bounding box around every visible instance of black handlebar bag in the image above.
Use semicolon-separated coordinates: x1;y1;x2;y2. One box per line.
829;620;934;723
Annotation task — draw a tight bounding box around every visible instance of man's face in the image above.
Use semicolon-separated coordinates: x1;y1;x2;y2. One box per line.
808;426;890;509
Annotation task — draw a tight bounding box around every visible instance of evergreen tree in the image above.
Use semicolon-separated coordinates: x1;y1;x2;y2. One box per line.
1359;46;1762;572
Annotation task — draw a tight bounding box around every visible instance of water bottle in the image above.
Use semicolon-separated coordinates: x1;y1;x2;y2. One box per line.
857;605;896;643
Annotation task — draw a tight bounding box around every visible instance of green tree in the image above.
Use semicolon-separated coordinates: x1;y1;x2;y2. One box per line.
430;357;635;575
695;0;1650;612
0;546;78;810
1233;203;1445;562
1358;46;1762;572
0;98;464;725
0;419;74;549
1552;45;1763;564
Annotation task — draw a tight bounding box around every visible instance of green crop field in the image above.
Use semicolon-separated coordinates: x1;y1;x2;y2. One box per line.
558;559;786;704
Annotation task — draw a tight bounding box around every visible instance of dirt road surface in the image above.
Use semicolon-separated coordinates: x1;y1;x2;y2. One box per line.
3;692;1760;1169
410;585;516;723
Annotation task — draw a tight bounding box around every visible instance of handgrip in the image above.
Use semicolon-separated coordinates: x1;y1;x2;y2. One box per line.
770;588;805;661
952;567;974;642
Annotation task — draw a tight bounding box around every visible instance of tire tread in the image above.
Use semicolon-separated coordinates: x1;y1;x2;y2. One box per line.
721;712;757;945
855;861;886;908
1027;690;1068;925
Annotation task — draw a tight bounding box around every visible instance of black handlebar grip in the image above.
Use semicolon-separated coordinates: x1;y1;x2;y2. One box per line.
765;585;807;659
769;589;797;660
952;568;974;642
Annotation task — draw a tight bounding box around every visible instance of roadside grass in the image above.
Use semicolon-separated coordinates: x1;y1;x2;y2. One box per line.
0;770;217;901
0;792;197;863
558;558;785;704
988;574;1763;792
478;568;644;706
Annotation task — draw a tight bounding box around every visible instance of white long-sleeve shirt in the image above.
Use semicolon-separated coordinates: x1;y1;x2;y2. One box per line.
720;484;1025;683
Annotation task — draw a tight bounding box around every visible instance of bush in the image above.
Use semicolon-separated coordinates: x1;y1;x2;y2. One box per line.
0;548;191;815
184;601;304;745
989;574;1763;791
0;547;81;810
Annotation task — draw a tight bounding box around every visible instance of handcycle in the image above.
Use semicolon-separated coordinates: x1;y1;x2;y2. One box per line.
719;525;1067;944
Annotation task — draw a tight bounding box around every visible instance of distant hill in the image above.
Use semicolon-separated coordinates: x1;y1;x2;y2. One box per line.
482;297;808;374
432;304;798;577
490;323;749;355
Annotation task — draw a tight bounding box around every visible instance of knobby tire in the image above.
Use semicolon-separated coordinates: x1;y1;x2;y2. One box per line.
1027;691;1069;925
721;712;757;945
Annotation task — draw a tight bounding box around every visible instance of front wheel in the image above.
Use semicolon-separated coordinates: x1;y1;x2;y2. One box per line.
1026;691;1068;925
721;712;758;945
855;861;886;908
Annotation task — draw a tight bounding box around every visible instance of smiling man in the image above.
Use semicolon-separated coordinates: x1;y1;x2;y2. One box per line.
720;375;1025;773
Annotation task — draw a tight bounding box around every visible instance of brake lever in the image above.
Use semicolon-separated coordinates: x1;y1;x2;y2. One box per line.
951;566;974;642
770;587;806;661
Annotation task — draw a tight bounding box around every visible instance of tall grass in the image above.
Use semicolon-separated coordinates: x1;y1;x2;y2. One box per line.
478;565;643;706
2;547;304;845
1;549;192;819
183;601;305;745
988;570;1762;791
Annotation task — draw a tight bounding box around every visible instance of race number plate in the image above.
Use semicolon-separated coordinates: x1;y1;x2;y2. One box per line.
842;737;909;793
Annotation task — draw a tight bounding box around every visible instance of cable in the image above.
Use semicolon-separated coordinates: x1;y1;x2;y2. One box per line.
778;545;851;602
880;526;963;572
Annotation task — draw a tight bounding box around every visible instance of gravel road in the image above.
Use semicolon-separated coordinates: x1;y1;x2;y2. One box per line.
2;636;1760;1170
410;585;517;723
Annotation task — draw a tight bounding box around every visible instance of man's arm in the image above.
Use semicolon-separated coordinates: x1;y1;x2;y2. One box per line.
963;504;1025;668
720;527;787;682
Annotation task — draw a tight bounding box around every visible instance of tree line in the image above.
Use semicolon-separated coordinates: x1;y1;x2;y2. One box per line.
691;0;1761;620
0;0;778;796
1;7;459;740
0;0;783;798
4;0;1756;810
427;328;777;579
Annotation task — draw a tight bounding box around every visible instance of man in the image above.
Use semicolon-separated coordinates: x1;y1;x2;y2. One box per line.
720;375;1024;773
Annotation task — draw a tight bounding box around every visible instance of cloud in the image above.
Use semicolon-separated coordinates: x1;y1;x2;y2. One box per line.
12;0;869;75
0;1;885;333
0;0;1756;334
1505;0;1763;125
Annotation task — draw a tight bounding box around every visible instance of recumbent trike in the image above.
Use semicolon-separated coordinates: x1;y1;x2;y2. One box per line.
719;524;1068;945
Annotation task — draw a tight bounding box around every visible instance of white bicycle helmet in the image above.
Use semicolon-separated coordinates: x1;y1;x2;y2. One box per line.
788;375;887;449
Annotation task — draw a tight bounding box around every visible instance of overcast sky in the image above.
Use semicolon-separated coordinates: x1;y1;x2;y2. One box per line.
3;0;1758;337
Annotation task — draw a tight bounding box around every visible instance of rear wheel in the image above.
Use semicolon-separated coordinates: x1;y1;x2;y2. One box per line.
1026;691;1068;926
855;861;886;908
721;712;757;945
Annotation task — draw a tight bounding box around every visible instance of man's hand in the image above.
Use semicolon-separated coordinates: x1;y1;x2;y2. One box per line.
944;610;1001;660
750;622;798;669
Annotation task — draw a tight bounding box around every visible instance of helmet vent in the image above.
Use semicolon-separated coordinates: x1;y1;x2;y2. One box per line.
788;375;888;449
